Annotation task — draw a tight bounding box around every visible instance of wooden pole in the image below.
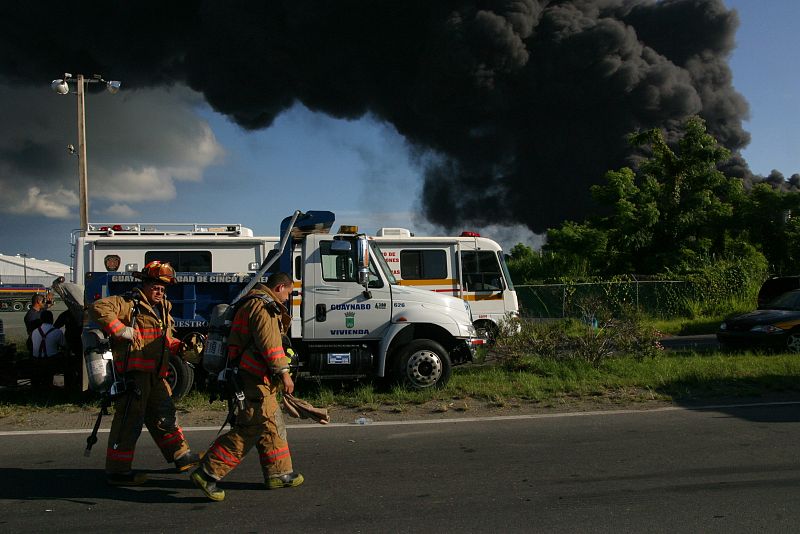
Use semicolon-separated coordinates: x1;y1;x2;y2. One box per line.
76;74;89;234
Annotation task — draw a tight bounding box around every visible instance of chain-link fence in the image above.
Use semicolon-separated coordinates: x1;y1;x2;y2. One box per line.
515;280;697;318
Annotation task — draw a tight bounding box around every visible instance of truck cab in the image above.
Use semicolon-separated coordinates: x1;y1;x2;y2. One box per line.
293;229;480;388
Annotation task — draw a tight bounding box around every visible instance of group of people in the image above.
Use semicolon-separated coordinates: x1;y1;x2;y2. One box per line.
88;260;303;501
23;293;80;389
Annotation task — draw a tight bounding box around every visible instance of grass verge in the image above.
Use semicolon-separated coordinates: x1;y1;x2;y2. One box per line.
263;351;800;409
2;352;800;416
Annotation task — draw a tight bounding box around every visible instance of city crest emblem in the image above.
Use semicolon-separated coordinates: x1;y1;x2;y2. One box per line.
345;311;355;329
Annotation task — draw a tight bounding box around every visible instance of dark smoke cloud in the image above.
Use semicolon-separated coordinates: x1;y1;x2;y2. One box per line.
0;1;768;232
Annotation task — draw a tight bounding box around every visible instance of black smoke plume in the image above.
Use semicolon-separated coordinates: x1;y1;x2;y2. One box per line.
0;1;762;232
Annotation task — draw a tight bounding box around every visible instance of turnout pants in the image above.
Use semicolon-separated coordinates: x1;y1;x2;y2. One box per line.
202;372;293;481
106;371;190;473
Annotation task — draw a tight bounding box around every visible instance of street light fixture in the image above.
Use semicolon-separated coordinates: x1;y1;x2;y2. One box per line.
51;73;121;234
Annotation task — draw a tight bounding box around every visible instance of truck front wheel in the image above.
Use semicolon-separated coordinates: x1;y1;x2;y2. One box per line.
395;339;452;389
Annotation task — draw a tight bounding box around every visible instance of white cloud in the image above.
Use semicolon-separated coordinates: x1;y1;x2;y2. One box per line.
101;203;138;218
91;165;178;202
0;83;224;219
1;186;78;218
345;209;544;252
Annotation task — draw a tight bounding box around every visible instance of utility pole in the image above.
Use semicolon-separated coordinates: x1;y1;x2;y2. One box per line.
76;75;89;234
51;73;121;235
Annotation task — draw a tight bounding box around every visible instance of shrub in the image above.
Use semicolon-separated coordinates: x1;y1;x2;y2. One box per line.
492;299;662;369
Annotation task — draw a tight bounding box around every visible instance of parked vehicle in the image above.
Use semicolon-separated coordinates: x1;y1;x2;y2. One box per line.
0;284;47;311
371;228;519;341
717;289;800;352
74;211;483;397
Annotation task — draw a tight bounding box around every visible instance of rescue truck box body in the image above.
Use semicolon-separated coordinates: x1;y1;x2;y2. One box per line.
73;223;276;398
74;213;481;394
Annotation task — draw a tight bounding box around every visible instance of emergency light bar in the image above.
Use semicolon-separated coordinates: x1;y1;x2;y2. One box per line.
86;223;253;237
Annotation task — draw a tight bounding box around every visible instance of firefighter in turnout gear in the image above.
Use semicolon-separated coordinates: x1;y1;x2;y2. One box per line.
89;261;201;486
191;272;303;502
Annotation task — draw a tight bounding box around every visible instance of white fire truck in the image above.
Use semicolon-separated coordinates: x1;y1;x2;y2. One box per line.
71;212;483;395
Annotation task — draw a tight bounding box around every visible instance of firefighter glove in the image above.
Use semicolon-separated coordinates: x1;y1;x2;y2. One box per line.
117;326;136;341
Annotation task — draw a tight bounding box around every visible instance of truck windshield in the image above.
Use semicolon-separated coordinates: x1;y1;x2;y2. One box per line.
498;251;515;291
370;242;397;285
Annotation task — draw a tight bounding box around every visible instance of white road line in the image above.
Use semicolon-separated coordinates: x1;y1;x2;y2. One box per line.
1;399;799;437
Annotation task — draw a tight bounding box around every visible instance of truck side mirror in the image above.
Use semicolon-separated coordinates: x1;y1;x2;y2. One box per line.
356;236;371;298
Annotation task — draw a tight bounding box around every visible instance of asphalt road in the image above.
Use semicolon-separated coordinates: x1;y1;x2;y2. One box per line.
1;402;799;533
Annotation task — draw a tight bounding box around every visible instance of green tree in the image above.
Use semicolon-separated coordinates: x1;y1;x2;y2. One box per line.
731;182;800;274
545;116;747;274
506;242;592;283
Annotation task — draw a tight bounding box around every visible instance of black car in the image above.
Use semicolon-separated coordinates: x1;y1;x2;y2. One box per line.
717;289;800;351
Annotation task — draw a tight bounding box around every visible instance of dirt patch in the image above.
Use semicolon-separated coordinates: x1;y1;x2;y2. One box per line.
4;390;800;432
0;393;674;431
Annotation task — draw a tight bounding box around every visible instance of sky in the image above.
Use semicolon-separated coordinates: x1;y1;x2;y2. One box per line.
0;0;798;266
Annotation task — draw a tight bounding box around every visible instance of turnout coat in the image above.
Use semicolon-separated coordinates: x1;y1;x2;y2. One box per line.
227;284;291;381
90;288;181;377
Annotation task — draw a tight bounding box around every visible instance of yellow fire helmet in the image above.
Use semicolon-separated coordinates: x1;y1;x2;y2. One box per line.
134;260;177;285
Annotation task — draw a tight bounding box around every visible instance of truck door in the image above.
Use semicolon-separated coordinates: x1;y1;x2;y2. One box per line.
303;235;391;340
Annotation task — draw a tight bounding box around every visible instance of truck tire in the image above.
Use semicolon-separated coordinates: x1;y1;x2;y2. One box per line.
166;354;194;401
12;302;23;311
394;339;452;389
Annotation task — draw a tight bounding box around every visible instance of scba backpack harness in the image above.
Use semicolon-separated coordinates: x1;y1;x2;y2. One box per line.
203;293;285;431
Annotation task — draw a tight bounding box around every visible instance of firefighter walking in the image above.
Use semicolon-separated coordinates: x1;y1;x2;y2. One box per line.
192;272;303;501
89;261;201;486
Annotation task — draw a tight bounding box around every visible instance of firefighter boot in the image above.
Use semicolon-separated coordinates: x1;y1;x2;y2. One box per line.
175;450;202;472
191;468;225;502
267;472;304;489
107;470;148;486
